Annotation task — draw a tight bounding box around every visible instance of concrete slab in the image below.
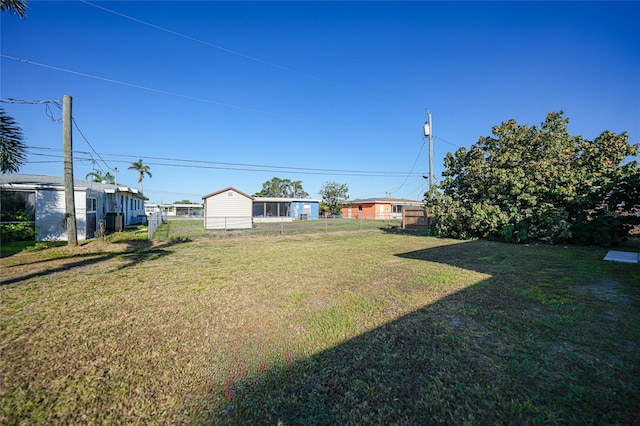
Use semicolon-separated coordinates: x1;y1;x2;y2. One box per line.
603;251;640;264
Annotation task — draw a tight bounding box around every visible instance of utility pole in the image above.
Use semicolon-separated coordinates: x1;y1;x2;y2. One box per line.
423;110;434;190
62;94;78;246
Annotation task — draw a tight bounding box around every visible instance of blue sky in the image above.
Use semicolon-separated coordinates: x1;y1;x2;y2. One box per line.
2;1;639;204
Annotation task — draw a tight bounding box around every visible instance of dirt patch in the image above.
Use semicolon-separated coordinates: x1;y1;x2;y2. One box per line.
570;278;632;306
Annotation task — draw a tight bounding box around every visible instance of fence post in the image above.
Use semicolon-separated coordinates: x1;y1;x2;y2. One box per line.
147;211;165;241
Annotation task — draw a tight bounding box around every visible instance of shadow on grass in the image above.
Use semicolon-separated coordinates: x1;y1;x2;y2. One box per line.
380;226;431;237
200;240;639;425
0;238;191;286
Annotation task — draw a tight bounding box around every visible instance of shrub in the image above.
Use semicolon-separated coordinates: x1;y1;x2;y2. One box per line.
0;211;36;242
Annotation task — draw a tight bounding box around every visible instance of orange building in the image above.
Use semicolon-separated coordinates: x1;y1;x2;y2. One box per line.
341;198;423;220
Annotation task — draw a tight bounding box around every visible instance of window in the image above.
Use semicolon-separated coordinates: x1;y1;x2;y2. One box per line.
87;198;97;212
266;202;278;216
252;201;290;217
228;191;233;197
358;204;363;212
0;190;35;223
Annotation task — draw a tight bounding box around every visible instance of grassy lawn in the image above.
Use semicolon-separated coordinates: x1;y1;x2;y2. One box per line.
1;221;639;424
154;217;407;241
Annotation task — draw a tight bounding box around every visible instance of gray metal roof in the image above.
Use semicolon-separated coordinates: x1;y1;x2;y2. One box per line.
0;174;148;199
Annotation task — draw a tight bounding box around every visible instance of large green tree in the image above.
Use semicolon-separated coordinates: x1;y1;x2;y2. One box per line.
319;181;349;215
426;112;639;246
0;107;26;174
128;159;152;193
254;177;309;198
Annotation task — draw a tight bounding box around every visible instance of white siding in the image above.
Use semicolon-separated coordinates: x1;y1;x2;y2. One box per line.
35;188;88;241
204;189;252;229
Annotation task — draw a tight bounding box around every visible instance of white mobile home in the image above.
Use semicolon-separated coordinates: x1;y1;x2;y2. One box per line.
0;174;147;241
202;187;253;230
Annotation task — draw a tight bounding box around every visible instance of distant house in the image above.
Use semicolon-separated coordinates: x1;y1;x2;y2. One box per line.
253;197;320;222
145;203;203;217
202;187;253;230
0;174;147;241
341;198;424;220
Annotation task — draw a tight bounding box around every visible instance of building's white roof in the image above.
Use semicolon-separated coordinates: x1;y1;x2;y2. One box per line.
254;197;321;203
0;174;148;200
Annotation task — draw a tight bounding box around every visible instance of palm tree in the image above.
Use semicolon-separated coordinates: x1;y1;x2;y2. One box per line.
0;0;29;17
85;170;115;184
0;107;26;173
128;159;152;193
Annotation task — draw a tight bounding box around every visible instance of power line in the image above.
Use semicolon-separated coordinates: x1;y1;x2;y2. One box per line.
79;0;410;108
435;135;461;149
0;98;60;105
1;54;358;130
70;115;113;173
2;97;114;173
25;145;424;178
387;138;425;195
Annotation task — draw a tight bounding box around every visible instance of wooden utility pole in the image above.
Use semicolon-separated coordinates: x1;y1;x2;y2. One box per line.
62;94;78;246
428;110;433;191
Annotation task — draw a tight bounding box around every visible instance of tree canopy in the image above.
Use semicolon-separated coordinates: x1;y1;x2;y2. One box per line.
319;181;349;215
254;177;309;198
0;107;26;174
426;112;639;246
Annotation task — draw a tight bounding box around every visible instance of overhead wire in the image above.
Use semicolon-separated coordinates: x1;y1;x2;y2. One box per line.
70;115;114;173
386;136;426;195
1;3;466;195
2;97;115;174
435;135;461;149
24;145;424;178
0;54;359;131
78;0;411;108
0;98;60;105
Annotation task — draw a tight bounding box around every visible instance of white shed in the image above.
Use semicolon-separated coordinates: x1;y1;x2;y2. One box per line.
202;187;253;230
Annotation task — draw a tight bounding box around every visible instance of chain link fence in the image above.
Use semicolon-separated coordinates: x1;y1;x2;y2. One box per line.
147;211;167;240
154;216;411;241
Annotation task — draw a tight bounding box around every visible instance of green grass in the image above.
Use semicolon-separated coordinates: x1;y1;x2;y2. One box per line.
1;222;639;424
154;217;407;241
0;240;67;257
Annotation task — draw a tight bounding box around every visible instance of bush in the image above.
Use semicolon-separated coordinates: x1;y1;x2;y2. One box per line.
0;211;36;242
571;210;631;247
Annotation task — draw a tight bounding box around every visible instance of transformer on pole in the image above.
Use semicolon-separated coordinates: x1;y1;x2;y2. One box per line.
423;110;433;191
